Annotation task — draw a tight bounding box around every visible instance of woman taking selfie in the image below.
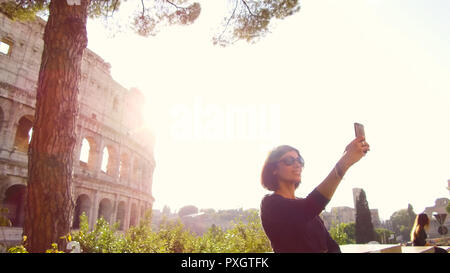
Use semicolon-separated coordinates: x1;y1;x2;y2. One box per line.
260;136;370;253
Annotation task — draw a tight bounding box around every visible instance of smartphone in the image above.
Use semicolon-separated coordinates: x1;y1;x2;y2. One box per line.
354;123;365;138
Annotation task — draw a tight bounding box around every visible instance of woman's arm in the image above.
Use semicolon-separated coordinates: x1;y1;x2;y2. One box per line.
316;136;370;200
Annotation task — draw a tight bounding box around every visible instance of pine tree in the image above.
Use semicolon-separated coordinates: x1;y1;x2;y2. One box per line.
355;189;376;244
407;203;416;228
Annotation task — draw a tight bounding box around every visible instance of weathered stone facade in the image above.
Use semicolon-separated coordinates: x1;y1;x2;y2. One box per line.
423;197;450;239
320;206;381;230
0;13;155;237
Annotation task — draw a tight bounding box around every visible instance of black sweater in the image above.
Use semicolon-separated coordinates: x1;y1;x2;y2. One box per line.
260;189;341;253
412;229;427;246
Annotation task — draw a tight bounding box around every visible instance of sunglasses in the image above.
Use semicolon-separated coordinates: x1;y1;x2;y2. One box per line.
278;156;304;167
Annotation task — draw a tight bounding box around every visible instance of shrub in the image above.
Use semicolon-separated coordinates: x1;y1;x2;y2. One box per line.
72;212;125;253
329;222;356;245
9;210;273;253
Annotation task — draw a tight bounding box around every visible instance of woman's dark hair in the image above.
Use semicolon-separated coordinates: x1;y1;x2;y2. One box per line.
261;145;302;191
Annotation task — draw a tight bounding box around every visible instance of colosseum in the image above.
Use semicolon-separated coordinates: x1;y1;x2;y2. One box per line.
0;12;155;245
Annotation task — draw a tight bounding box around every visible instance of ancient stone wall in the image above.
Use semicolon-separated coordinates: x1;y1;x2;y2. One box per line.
0;13;155;232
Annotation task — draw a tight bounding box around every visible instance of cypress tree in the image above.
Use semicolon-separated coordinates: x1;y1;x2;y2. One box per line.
355;189;376;243
407;204;416;228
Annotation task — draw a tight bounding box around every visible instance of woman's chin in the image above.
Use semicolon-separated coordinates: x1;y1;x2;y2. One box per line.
291;178;301;185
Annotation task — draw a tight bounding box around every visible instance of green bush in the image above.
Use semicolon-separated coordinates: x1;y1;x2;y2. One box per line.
73;209;271;253
8;210;272;253
72;212;125;253
329;222;356;245
330;223;356;245
374;228;394;244
216;212;272;253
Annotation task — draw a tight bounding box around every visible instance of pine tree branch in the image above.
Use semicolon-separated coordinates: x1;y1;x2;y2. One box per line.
166;0;191;10
241;0;256;16
217;0;239;42
140;0;145;15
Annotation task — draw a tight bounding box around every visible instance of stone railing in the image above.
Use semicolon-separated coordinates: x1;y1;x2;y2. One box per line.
0;226;23;248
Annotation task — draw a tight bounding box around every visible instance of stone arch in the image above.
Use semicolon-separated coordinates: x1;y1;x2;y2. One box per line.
116;201;126;230
119;153;130;181
100;146;109;173
129;203;138;227
13;115;33;153
133;157;142;185
79;136;98;170
101;144;118;176
72;194;91;229
0;37;13;55
98;198;113;223
2;184;27;227
79;138;90;164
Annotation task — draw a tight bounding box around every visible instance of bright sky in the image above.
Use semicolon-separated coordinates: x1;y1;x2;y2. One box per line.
86;0;450;221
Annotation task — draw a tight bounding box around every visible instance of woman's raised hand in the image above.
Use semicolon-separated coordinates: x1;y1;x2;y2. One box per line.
342;136;370;168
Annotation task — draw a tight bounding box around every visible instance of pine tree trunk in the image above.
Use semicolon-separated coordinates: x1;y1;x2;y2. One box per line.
24;0;90;253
